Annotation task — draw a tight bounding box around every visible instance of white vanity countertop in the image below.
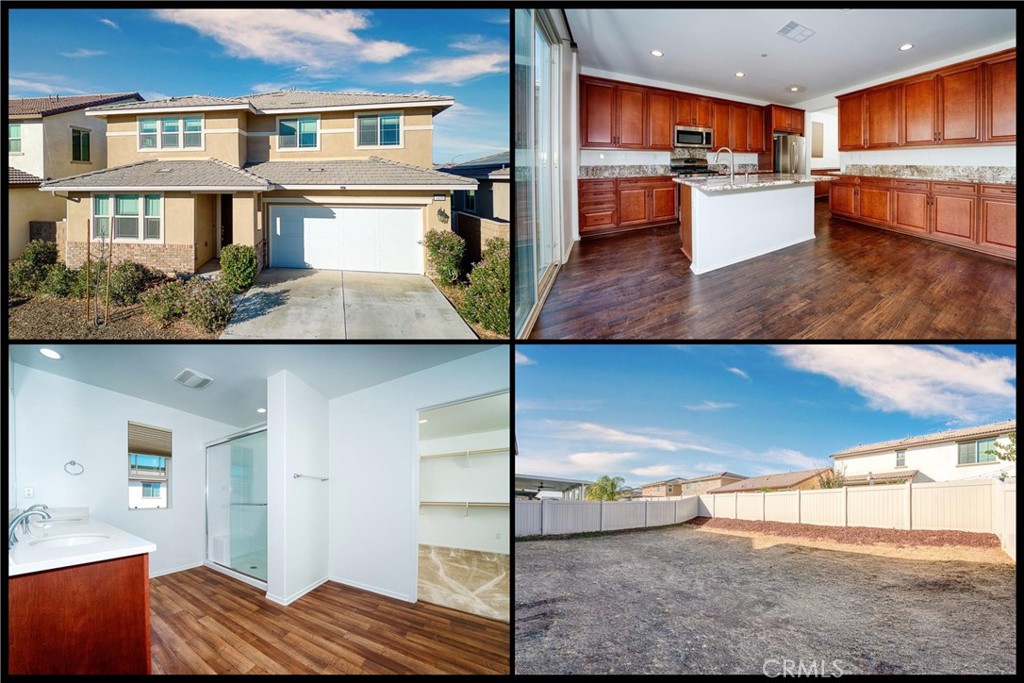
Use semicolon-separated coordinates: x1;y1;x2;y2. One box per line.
9;516;156;577
675;173;835;192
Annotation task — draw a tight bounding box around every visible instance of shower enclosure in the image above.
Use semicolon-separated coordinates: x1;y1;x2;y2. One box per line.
206;428;268;585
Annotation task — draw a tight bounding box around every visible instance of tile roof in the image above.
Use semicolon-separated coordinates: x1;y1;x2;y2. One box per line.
843;469;919;486
442;151;510;180
9;167;44;185
489;167;510;178
709;468;826;493
9;92;142;118
88;95;249;112
831;419;1017;459
244;157;476;187
641;477;688;487
447;151;510;169
88;91;454;114
40;159;269;190
684;471;748;483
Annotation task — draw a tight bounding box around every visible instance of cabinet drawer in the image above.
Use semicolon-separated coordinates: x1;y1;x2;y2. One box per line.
931;181;977;195
858;176;892;188
893;179;930;191
980;184;1016;198
579;179;616;192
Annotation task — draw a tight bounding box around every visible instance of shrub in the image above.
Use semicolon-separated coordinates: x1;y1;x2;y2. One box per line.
39;264;80;298
142;279;188;324
108;260;152;305
220;244;259;293
75;258;108;299
424;230;466;284
184;279;234;332
8;260;42;296
21;240;58;269
460;237;510;336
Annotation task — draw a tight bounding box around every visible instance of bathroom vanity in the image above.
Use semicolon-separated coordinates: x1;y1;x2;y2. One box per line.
8;516;156;675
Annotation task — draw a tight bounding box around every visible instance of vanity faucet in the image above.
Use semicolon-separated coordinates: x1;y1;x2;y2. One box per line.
8;509;51;549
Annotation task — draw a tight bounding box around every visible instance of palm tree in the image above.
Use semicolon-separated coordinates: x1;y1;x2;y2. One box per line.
585;475;626;501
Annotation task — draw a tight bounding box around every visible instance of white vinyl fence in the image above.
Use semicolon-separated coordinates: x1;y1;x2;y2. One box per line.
516;478;1016;561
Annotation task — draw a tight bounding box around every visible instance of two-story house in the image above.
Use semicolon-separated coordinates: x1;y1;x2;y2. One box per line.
8;92;141;259
40;91;476;275
679;472;747;495
444;151;510;265
830;420;1016;484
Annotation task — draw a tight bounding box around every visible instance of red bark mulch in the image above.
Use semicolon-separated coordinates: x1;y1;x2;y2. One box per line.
686;516;1000;548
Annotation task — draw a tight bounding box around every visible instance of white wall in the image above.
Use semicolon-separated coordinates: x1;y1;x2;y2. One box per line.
267;370;329;604
836;436;1015;482
44;108;110;179
8;356;17;520
328;347;509;602
11;365;238;577
806;107;839;169
9;120;44;178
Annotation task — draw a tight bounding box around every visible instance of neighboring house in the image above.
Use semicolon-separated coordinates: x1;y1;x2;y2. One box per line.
831;419;1016;483
709;469;826;493
680;472;747;495
640;477;688;497
40;91;476;275
442;151;510;264
8;92;142;259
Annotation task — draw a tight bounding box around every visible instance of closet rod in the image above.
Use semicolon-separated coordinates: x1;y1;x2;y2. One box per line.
419;501;509;507
293;473;329;481
419;447;509;460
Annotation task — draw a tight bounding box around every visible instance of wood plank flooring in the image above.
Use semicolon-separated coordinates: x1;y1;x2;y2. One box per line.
529;200;1016;339
148;566;509;674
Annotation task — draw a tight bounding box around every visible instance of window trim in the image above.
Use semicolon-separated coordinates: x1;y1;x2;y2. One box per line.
137;114;205;151
71;126;91;163
355;110;404;149
957;437;1000;466
275;114;321;151
141;482;162;498
895;449;906;468
92;193;164;243
9;122;23;154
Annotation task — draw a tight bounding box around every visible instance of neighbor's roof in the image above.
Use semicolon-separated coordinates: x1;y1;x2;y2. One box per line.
489;166;510;179
443;151;510;180
683;471;747;483
9;92;142;118
709;469;825;493
88;90;453;115
641;477;688;487
39;159;269;191
831;420;1017;460
244;157;476;188
9;167;44;186
515;474;592;492
843;469;919;486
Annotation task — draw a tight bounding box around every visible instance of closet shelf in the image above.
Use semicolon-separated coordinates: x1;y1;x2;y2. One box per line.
419;447;508;461
419;501;509;508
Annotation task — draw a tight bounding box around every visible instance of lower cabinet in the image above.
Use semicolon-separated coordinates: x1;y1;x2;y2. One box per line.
930;182;977;247
978;184;1017;259
829;181;858;218
579;176;678;237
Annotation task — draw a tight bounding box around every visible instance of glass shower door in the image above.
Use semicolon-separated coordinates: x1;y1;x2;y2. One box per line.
207;430;267;582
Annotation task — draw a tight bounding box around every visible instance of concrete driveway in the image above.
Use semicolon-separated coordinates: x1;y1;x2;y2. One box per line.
219;269;476;339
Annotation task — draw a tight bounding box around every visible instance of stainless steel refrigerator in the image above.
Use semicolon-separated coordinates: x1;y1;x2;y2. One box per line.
773;134;806;174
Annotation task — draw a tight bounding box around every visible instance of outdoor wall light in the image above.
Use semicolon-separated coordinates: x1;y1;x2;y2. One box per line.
437;208;450;224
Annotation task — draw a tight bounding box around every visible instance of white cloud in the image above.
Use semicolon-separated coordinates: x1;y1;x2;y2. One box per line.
152;9;413;73
141;91;170;102
773;345;1016;423
60;48;106;58
516;451;637;476
684;400;737;411
397;52;507;85
484;12;510;25
727;367;751;381
567;451;638;470
514;350;536;366
10;77;87;95
631;464;678;477
758;447;820;470
516;398;602;412
250;82;294;94
546;421;720;453
99;18;120;30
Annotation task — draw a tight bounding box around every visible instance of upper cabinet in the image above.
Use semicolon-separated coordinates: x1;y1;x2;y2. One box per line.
724;104;766;153
838;48;1015;151
579;77;646;149
647;90;675;150
616;84;647;148
768;105;805;135
675;93;713;128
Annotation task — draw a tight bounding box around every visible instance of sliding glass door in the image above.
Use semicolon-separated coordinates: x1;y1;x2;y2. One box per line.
207;430;267;582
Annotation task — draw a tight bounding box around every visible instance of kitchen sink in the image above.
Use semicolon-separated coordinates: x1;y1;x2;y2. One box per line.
29;534;109;548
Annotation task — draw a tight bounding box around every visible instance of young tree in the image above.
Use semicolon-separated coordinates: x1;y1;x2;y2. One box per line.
986;432;1016;462
585;475;626;501
816;465;846;489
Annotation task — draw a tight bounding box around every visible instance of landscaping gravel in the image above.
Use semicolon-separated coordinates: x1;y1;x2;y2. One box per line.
515;523;1016;675
7;296;219;340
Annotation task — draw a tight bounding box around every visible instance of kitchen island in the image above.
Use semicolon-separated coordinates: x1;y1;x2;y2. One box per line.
675;174;833;274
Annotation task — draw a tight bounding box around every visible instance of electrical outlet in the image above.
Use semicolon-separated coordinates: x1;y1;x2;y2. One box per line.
24;486;34;498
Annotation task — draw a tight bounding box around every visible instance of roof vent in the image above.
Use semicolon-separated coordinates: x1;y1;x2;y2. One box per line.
157;168;173;173
307;167;325;172
174;368;214;390
777;20;816;42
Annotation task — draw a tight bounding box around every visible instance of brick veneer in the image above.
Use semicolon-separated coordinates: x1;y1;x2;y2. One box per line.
65;240;196;275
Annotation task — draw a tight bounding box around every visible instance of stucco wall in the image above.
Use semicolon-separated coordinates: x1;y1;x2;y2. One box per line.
8;120;44;178
194;193;216;268
491;180;510;221
105;111;247;167
8;187;66;259
44;108;111;179
835;435;1015;482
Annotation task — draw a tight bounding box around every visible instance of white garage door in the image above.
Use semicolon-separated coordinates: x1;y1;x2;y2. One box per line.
269;205;423;273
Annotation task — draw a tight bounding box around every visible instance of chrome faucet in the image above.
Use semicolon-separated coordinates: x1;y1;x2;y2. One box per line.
8;509;51;549
25;503;49;514
713;147;735;184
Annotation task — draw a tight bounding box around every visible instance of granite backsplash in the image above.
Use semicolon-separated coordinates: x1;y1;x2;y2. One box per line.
579;164;672;178
844;164;1016;185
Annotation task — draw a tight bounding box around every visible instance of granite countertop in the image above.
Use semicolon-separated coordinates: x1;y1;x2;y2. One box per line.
675;173;833;192
579;165;672;179
828;165;1015;186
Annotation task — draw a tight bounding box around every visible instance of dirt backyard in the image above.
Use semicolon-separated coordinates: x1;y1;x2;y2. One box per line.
515;523;1016;675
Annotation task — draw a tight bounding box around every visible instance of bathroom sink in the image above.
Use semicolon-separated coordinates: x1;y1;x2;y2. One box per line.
29;534;109;547
31;519;85;528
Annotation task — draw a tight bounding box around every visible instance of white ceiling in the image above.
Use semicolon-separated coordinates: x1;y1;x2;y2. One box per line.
419;391;509;440
10;344;501;428
566;9;1016;106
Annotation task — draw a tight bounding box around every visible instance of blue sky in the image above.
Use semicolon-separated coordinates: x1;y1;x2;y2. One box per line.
515;345;1017;488
7;8;509;164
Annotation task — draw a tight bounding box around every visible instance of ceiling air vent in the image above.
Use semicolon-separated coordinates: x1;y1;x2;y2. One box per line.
174;368;214;390
777;20;816;43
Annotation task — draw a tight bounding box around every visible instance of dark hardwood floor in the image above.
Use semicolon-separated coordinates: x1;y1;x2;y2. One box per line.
148;566;509;674
529;200;1016;339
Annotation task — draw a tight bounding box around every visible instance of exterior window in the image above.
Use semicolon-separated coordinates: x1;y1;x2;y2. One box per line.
139;118;158;149
161;117;180;148
896;450;906;467
9;123;22;153
465;189;476;212
357;113;401;146
72;128;91;162
278;117;317;148
183;116;202;148
94;194;161;241
139;116;202;149
958;438;999;465
128;422;171;510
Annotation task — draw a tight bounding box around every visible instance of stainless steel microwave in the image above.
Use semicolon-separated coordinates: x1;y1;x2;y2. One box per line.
674;126;713;149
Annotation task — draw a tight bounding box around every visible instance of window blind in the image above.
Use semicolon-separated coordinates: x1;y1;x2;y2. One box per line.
128;422;172;458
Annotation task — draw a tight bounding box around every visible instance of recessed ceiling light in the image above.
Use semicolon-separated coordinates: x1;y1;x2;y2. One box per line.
39;348;62;360
418;419;429;424
256;408;267;414
899;43;914;51
787;85;805;93
650;50;664;58
790;86;800;92
735;72;745;78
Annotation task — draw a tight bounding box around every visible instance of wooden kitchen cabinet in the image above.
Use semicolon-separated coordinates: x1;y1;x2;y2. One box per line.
650;182;679;222
711;100;730;152
865;84;901;148
930;182;978;246
578;179;617;233
768;104;805;135
9;554;151;675
858;178;893;225
579;177;678;237
616;83;646;148
747;105;766;153
729;104;749;152
829;179;859;218
984;52;1016;142
616;183;650;226
647;89;675;149
579;77;646;148
937;64;983;145
892;180;931;234
837;94;866;150
901;75;938;146
675;93;713;128
978;184;1016;258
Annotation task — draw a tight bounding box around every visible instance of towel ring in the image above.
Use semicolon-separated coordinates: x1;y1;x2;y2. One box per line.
64;460;85;476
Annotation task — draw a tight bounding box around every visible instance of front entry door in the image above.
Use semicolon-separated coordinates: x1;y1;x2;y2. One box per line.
219;194;234;253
